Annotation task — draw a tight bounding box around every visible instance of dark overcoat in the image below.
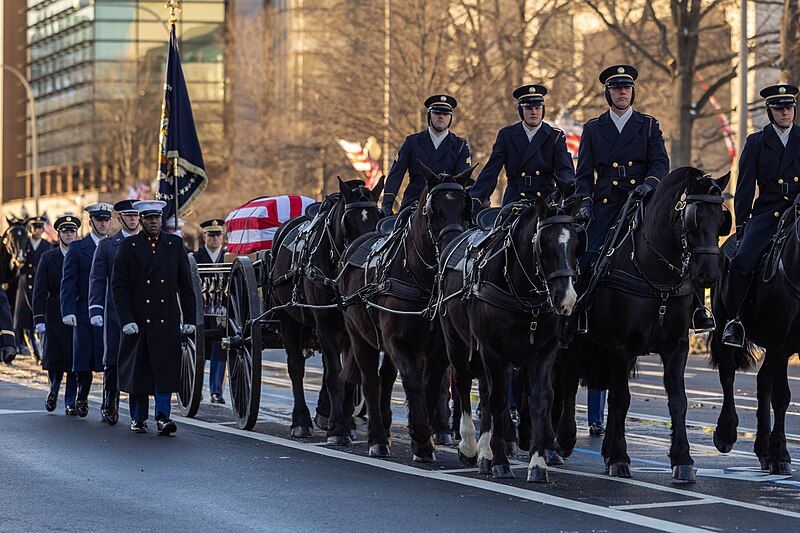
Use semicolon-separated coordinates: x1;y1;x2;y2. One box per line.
60;235;103;372
32;248;73;371
470;121;575;205
13;239;50;333
112;231;196;395
384;129;471;210
574;109;670;256
731;123;800;274
89;231;129;365
0;284;15;348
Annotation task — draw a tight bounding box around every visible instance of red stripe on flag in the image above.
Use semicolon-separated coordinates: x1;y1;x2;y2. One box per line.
289;195;303;219
226;216;281;232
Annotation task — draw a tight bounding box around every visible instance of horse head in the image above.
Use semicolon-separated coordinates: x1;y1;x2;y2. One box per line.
418;162;477;249
531;193;583;316
2;217;28;269
335;176;385;250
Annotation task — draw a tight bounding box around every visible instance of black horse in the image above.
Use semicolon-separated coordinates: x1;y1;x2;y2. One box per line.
339;165;475;460
0;217;28;313
711;195;800;475
556;167;730;482
270;177;384;444
439;194;583;481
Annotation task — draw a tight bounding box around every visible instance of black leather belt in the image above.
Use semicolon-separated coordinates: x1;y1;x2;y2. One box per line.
597;163;647;179
507;175;550;187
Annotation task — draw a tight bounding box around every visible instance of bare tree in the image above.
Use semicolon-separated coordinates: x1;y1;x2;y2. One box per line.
780;0;800;82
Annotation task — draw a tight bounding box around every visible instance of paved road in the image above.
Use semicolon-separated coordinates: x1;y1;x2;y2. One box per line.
2;349;800;532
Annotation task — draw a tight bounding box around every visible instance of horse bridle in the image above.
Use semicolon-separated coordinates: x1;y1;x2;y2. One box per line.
676;189;727;256
534;214;580;282
421;181;471;244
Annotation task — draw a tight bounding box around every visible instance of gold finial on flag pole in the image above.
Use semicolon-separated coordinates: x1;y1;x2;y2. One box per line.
165;0;182;25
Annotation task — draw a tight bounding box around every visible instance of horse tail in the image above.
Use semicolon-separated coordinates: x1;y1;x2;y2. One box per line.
707;329;759;371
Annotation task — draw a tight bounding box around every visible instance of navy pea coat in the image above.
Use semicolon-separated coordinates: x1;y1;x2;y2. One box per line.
470;121;575;205
32;248;73;371
192;246;225;362
88;230;129;366
731;123;800;275
60;235;103;372
384;129;471;210
0;285;15;348
575;110;669;256
112;231;196;395
13;239;50;335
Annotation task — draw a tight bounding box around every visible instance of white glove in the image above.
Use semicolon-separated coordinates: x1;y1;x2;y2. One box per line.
122;323;139;335
181;324;196;335
90;315;104;327
62;314;77;327
35;323;46;334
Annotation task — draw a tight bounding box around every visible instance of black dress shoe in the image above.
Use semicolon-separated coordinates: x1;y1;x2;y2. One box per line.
589;422;605;437
210;394;226;405
130;420;147;434
692;306;716;332
722;319;745;348
156;419;177;436
45;392;57;412
75;400;89;418
103;410;119;426
65;405;78;416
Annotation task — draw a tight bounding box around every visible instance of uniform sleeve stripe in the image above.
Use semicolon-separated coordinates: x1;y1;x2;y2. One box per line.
89;305;104;310
1;330;14;336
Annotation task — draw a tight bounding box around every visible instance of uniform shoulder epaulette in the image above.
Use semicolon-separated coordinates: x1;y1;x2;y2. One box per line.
584;117;599;126
551;126;562;132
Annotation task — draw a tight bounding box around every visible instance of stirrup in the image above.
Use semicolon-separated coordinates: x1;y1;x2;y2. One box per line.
721;319;745;348
576;309;589;334
691;306;716;333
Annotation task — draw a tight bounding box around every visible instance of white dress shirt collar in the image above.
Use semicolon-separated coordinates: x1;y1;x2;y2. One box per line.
609;106;634;133
522;122;542;142
773;123;793;147
428;127;448;150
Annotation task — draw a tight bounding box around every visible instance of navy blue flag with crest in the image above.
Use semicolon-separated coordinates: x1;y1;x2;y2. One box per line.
156;23;207;225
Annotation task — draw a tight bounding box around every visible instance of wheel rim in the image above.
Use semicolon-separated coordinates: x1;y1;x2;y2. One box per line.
178;255;205;417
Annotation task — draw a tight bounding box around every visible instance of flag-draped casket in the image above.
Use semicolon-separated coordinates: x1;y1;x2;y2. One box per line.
225;195;315;255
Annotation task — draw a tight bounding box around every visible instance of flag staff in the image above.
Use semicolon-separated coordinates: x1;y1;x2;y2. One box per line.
166;1;182;230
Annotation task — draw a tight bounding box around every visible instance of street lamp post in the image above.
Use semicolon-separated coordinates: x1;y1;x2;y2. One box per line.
3;64;39;216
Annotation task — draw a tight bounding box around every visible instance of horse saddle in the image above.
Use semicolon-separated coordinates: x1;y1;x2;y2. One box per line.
762;208;797;282
344;233;383;270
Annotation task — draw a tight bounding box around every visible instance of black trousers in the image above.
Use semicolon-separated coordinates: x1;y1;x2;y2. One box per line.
76;371;93;401
102;365;119;413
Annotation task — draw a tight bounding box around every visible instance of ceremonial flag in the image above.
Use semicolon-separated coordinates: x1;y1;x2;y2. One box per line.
554;110;583;159
225;195;316;254
338;138;382;188
156;23;207;225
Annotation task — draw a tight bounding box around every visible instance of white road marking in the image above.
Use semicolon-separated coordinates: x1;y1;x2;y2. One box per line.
0;409;41;415
610;499;716;511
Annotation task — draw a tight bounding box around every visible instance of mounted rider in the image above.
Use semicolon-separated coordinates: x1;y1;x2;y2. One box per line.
721;83;800;347
381;94;472;215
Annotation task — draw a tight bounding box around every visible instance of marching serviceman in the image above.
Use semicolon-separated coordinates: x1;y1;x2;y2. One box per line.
33;215;80;414
61;203;112;417
193;219;227;404
88;200;141;425
721;83;800;347
470;84;575;205
381;94;472;215
0;285;17;364
112;200;196;435
573;65;671;437
14;216;51;360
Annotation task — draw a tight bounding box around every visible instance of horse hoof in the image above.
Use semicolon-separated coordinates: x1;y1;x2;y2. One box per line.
326;435;352;446
291;426;312;438
434;433;453;446
350;429;358;442
527;466;549;483
478;458;492;475
546;449;565;466
492;464;515;479
505;442;520;457
412;452;436;463
368;443;391;458
672;465;696;483
458;449;477;467
770;461;792;475
713;430;734;453
314;414;331;431
608;462;632;478
759;457;770;471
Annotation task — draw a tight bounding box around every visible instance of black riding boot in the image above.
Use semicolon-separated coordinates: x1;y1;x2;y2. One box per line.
692;288;716;332
102;365;119;425
722;269;751;348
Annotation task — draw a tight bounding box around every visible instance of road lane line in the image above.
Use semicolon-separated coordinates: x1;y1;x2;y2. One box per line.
0;409;41;415
610;499;716;511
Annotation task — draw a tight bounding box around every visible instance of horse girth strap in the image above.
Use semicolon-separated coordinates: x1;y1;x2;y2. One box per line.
598;269;694;299
371;277;430;302
473;281;549;313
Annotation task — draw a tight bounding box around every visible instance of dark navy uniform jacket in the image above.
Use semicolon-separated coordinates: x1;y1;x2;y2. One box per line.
470;121;575;205
13;239;50;334
33;248;73;371
575;109;669;255
88;231;130;366
61;234;104;372
384;130;471;210
0;286;14;348
731;123;800;274
193;246;226;361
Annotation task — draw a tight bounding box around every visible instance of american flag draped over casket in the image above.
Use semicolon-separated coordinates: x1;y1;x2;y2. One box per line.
225;195;316;254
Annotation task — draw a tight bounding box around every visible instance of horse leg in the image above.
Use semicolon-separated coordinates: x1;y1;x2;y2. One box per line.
754;356;773;470
450;368;463;439
476;376;493;474
281;318;312;437
390;345;435;462
424;346;451;446
767;349;792;475
661;340;696;482
378;353;396;440
526;344;559;482
350;335;389;457
713;354;740;453
317;326;350;445
603;354;632;478
554;350;579;459
483;354;513;479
